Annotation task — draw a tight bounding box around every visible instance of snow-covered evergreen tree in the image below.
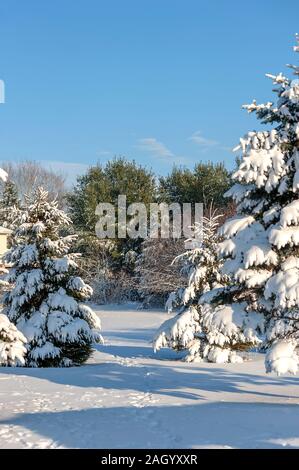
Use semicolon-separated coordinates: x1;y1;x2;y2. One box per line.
0;314;27;366
164;212;225;314
218;34;299;374
2;187;103;367
154;212;254;363
0;179;20;229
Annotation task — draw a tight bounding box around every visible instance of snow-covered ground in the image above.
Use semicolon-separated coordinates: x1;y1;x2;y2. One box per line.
0;303;299;449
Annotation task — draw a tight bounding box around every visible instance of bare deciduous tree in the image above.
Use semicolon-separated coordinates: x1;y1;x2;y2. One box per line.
1;161;66;206
135;237;187;307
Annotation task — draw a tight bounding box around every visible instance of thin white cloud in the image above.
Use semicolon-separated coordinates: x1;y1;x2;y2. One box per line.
96;150;112;157
189;131;232;153
137;138;174;159
189;131;219;150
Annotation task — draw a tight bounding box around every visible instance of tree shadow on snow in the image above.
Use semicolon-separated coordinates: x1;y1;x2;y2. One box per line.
102;328;158;343
95;342;184;360
1;354;298;401
1;402;299;449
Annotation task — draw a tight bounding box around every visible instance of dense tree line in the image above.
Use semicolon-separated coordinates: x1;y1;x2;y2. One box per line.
0;158;232;306
67;158;233;304
159;162;231;208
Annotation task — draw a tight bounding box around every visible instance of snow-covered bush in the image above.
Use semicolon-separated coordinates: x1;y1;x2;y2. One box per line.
265;340;298;376
2;187;103;367
219;34;299;374
154;212;256;363
0;314;27;366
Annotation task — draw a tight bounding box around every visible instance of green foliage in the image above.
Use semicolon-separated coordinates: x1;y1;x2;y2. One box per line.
68;157;157;272
68;157;157;233
159;161;232;208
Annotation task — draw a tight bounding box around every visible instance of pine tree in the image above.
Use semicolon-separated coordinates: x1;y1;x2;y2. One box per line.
0;314;27;366
0;179;20;230
218;34;299;374
3;187;103;367
154;212;253;363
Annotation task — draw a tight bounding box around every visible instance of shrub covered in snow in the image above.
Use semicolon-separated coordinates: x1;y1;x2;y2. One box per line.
0;313;27;366
265;340;298;375
2;187;103;367
220;34;299;374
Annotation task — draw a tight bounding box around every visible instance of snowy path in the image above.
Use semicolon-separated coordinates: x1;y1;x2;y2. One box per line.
0;303;299;449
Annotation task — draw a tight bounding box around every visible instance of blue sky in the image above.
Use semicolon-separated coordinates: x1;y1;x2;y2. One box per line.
0;0;299;184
